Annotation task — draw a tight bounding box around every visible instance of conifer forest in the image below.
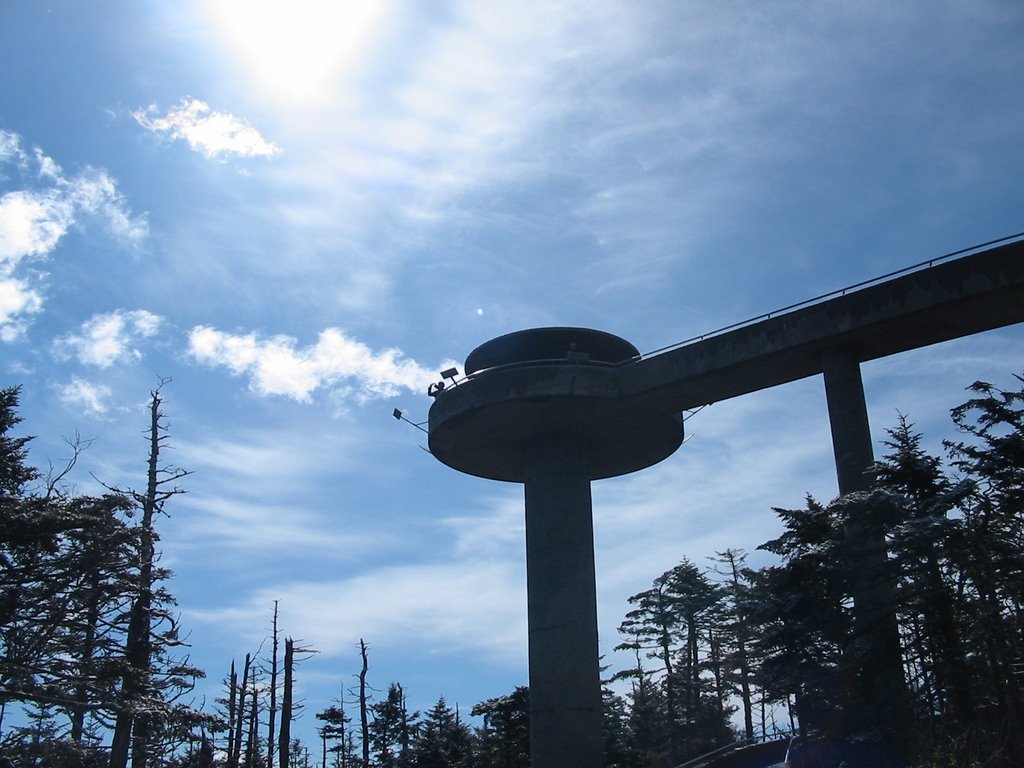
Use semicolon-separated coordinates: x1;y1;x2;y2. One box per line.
1;374;1022;768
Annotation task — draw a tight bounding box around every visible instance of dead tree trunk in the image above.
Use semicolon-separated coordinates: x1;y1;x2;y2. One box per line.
267;600;280;768
359;639;369;768
226;661;238;768
246;679;259;767
110;390;161;768
280;638;294;768
231;654;252;768
109;382;191;768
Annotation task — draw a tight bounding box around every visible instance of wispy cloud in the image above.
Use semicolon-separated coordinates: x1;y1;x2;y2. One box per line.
133;98;281;159
0;277;42;342
0;130;147;339
0;131;26;164
53;309;162;367
190;556;528;663
57;376;113;416
176;494;386;556
188;325;452;402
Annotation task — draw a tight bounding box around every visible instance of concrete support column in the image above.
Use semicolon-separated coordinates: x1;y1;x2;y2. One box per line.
523;433;605;768
822;348;874;494
821;349;910;749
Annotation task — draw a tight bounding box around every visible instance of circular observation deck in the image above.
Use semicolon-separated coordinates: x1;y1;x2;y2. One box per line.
428;327;684;482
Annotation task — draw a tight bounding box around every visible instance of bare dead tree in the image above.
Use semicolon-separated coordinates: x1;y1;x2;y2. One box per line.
109;381;193;768
225;660;238;766
280;639;294;768
231;654;253;768
246;674;260;767
279;637;318;768
267;600;280;768
359;639;369;768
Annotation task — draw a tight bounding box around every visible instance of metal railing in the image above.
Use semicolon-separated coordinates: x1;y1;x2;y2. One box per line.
672;732;793;768
639;231;1024;360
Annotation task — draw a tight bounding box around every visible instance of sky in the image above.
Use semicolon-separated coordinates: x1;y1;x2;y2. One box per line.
2;0;1024;747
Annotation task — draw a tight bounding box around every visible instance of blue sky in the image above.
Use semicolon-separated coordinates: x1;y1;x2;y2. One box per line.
3;0;1024;745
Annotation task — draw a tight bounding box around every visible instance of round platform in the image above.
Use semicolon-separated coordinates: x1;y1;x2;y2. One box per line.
428;328;683;482
464;327;640;375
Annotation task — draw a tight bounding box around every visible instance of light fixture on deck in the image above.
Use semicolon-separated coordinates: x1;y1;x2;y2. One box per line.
392;408;428;434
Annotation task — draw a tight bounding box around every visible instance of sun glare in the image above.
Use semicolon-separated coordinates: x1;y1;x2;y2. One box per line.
207;0;389;106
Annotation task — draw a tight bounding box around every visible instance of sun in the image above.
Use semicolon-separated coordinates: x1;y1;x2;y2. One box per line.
206;0;389;107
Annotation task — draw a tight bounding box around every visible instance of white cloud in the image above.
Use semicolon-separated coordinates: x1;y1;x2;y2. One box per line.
54;310;159;367
0;167;145;271
188;325;452;402
58;376;113;416
0;132;147;339
133;98;281;159
0;276;43;340
53;309;162;367
0;189;74;266
63;168;148;244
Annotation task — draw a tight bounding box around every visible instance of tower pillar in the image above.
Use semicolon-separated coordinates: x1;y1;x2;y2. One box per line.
524;433;604;768
822;348;910;746
428;328;684;768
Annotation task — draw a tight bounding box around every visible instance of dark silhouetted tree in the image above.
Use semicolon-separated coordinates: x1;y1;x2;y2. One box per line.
614;558;728;763
413;697;473;768
471;687;528;768
370;682;417;768
109;383;202;768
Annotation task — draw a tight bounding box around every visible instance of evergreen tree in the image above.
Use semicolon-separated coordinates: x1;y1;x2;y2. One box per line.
708;549;757;741
0;384;211;764
471;687;528;768
944;377;1024;763
413;697;473;768
59;495;138;746
665;560;727;757
614;648;668;766
1;386;132;724
752;496;851;737
316;703;352;768
874;416;974;755
614;559;728;763
370;683;417;768
600;686;632;768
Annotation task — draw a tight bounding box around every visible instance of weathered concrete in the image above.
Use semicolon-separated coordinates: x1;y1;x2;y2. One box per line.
622;238;1024;412
524;434;605;768
428;362;683;481
822;348;874;495
429;327;683;482
823;349;910;742
464;327;640;375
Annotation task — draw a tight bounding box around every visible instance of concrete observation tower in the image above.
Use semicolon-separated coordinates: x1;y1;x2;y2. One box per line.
430;327;681;768
426;237;1024;768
